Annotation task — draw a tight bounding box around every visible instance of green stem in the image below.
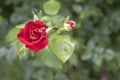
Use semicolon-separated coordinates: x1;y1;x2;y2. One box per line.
56;28;64;34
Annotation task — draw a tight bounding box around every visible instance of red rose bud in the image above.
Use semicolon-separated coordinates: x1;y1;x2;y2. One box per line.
64;17;75;31
17;20;48;52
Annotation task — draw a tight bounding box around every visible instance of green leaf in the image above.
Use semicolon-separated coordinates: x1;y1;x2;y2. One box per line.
6;47;17;63
14;40;28;59
43;0;61;15
44;70;54;80
41;16;53;26
31;58;44;67
38;48;62;68
92;53;103;66
104;49;115;61
16;23;25;28
55;73;69;80
47;27;58;38
92;47;104;66
73;5;82;14
37;10;42;19
52;15;65;27
81;41;95;61
5;27;19;43
48;34;75;63
0;47;8;57
68;54;77;65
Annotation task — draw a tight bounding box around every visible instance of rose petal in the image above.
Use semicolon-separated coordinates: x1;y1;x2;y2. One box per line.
17;28;33;46
24;21;33;41
66;20;75;30
30;31;46;45
34;20;48;29
26;38;48;52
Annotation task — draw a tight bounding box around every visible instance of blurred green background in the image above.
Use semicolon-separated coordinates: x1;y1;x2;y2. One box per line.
0;0;120;80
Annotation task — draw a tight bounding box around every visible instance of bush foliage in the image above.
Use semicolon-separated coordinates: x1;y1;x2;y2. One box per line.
0;0;120;80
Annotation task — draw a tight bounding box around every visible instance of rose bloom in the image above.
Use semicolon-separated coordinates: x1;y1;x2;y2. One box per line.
17;20;48;52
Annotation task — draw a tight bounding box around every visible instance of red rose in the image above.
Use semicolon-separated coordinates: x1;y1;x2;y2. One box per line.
17;20;48;52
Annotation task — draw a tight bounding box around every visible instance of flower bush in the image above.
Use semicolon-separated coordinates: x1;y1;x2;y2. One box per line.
0;0;120;80
5;0;76;68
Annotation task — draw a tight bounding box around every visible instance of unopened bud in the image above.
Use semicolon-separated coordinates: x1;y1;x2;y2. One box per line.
64;17;75;31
